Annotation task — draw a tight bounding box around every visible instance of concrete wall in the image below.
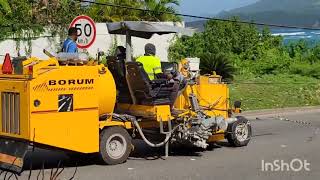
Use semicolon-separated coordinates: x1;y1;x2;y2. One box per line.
0;22;183;63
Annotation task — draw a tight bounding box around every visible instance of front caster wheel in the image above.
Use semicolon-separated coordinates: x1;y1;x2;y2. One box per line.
98;126;132;165
226;116;252;147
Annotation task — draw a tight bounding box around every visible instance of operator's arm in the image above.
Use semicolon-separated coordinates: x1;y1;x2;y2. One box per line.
154;57;174;80
154;57;166;79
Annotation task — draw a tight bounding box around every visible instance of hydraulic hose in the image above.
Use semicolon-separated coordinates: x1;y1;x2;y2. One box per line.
132;119;175;148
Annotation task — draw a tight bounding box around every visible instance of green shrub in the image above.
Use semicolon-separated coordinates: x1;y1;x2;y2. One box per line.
289;63;320;79
168;18;320;80
198;53;235;81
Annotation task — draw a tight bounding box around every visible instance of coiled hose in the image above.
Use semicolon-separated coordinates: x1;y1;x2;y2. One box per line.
132;119;179;148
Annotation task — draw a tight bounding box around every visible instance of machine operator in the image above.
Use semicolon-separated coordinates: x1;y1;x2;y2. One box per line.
62;27;78;53
137;43;178;107
136;43;166;80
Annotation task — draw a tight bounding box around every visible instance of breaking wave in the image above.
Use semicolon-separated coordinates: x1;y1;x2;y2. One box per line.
272;32;305;36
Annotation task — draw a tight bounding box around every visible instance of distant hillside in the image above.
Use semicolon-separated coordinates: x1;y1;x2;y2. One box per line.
186;0;320;30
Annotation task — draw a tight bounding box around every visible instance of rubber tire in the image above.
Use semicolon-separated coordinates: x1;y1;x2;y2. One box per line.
98;126;132;165
226;116;252;147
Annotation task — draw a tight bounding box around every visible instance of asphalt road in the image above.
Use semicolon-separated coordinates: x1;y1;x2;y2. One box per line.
3;109;320;180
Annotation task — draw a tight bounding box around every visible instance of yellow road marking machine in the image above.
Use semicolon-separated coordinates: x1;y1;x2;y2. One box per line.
0;21;251;174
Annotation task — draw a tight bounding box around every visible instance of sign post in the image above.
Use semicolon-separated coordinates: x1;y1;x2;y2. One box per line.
69;15;96;49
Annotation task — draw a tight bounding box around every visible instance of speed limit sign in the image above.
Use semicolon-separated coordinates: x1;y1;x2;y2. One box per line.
69;15;96;49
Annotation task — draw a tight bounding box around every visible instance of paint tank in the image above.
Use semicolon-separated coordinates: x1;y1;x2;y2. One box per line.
96;66;117;115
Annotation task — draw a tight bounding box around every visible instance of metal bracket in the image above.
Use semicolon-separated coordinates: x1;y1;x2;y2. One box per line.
159;117;172;158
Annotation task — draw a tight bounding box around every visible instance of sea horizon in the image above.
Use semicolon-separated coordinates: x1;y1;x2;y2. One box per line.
271;28;320;44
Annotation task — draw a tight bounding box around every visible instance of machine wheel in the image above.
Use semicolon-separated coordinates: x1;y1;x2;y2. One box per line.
98;126;132;165
226;116;252;147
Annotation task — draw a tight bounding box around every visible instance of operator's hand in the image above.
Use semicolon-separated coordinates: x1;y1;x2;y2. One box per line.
166;74;173;80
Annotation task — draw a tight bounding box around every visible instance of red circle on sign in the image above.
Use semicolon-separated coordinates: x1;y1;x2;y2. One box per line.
69;15;96;49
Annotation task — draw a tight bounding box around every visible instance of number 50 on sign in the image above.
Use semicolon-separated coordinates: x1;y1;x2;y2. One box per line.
69;15;97;49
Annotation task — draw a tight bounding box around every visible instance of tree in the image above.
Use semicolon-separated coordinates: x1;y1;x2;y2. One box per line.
0;0;10;32
1;0;182;40
168;18;290;78
0;0;41;40
86;0;182;22
86;0;142;22
32;0;83;32
141;0;181;22
0;0;85;56
0;0;11;18
0;0;84;40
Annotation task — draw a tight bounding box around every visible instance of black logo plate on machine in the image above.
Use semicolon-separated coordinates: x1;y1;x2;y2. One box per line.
58;94;73;112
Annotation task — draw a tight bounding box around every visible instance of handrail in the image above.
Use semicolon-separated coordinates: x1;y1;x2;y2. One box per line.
27;57;59;78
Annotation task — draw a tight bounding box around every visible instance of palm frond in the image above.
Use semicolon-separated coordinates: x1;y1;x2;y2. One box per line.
199;53;235;81
142;0;181;22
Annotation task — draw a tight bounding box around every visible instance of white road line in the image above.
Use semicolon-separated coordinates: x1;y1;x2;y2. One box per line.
59;97;67;102
58;101;67;111
68;99;73;111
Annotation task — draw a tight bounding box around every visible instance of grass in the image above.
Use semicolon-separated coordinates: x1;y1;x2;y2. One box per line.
229;74;320;111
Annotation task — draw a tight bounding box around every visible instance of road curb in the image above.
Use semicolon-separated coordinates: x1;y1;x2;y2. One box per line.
240;106;320;118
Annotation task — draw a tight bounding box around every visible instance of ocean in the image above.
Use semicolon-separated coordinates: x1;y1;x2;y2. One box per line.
271;29;320;45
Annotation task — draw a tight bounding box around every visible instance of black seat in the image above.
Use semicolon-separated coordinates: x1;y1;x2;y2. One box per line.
126;62;174;106
107;56;132;104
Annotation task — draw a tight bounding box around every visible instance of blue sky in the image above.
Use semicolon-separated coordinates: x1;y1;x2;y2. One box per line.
179;0;259;16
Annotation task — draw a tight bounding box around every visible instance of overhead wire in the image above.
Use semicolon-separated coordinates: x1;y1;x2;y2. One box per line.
74;0;320;85
77;0;320;31
1;0;320;31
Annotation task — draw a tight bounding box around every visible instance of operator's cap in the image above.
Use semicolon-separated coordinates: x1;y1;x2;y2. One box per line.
145;43;156;56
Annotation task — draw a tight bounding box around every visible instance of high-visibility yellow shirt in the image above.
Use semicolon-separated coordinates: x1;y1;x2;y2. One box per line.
136;55;162;80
